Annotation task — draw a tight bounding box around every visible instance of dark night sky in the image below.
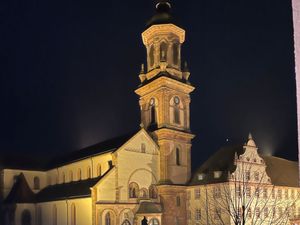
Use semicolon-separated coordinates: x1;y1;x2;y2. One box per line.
0;0;298;169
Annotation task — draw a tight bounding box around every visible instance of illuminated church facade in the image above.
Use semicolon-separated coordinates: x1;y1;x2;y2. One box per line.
1;1;300;225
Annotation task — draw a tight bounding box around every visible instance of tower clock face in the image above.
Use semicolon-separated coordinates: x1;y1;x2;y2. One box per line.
174;96;180;105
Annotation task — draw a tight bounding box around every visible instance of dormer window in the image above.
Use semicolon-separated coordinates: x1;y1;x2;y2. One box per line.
197;173;205;181
214;171;222;179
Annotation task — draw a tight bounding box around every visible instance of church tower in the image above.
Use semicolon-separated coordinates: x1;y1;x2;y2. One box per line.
135;0;195;184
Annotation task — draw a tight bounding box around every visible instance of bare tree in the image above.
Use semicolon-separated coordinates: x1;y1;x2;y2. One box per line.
189;153;299;225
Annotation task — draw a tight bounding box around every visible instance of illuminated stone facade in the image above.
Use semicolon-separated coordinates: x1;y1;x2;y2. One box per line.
0;1;299;225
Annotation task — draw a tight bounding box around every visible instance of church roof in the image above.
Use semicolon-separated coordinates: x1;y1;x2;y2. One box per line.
0;132;135;171
4;173;36;204
190;144;299;187
46;132;134;169
36;176;102;202
136;201;163;214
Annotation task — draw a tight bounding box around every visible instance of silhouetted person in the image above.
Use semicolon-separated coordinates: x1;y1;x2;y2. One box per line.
141;216;148;225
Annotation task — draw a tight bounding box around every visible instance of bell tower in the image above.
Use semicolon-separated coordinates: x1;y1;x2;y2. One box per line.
135;0;195;184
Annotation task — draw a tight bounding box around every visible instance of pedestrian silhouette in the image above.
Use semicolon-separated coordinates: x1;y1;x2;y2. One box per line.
141;216;148;225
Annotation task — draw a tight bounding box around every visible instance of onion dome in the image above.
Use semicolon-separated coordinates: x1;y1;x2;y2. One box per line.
146;1;179;28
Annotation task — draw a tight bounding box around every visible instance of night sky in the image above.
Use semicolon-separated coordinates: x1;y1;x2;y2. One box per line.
0;0;297;169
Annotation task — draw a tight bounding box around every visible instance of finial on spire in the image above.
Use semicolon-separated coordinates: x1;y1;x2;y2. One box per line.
155;0;171;9
248;132;253;140
246;132;256;147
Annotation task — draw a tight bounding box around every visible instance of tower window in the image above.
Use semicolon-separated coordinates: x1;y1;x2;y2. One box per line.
149;45;154;67
105;212;111;225
174;97;180;124
176;148;180;166
160;42;168;62
150;98;156;124
173;43;179;65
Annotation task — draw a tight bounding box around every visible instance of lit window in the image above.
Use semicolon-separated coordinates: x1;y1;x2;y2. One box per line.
246;187;251;197
195;188;200;199
254;172;259;181
195;209;201;220
149;218;159;225
245;171;250;181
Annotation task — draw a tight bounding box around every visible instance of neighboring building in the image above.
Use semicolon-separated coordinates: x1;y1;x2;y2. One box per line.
0;1;299;225
292;0;300;183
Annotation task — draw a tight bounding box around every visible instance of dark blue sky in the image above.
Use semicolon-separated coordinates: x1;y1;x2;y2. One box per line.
0;0;297;169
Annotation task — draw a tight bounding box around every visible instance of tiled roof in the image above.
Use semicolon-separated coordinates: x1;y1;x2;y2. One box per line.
190;144;299;187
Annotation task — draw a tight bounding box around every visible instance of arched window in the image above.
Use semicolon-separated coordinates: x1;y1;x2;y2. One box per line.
149;218;159;225
33;177;40;190
87;166;91;179
149;45;155;67
141;143;146;153
53;205;57;225
176;148;180;166
140;188;148;199
69;171;73;182
149;185;158;199
62;172;65;183
97;164;102;177
77;169;82;180
71;203;76;225
129;182;139;198
160;42;168;62
173;96;180;124
21;210;31;225
149;98;156;125
173;43;179;65
105;212;111;225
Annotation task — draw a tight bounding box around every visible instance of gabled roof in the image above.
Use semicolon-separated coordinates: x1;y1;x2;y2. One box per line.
190;144;299;187
4;173;35;204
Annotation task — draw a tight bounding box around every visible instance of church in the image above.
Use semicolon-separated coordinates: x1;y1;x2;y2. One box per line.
1;1;300;225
